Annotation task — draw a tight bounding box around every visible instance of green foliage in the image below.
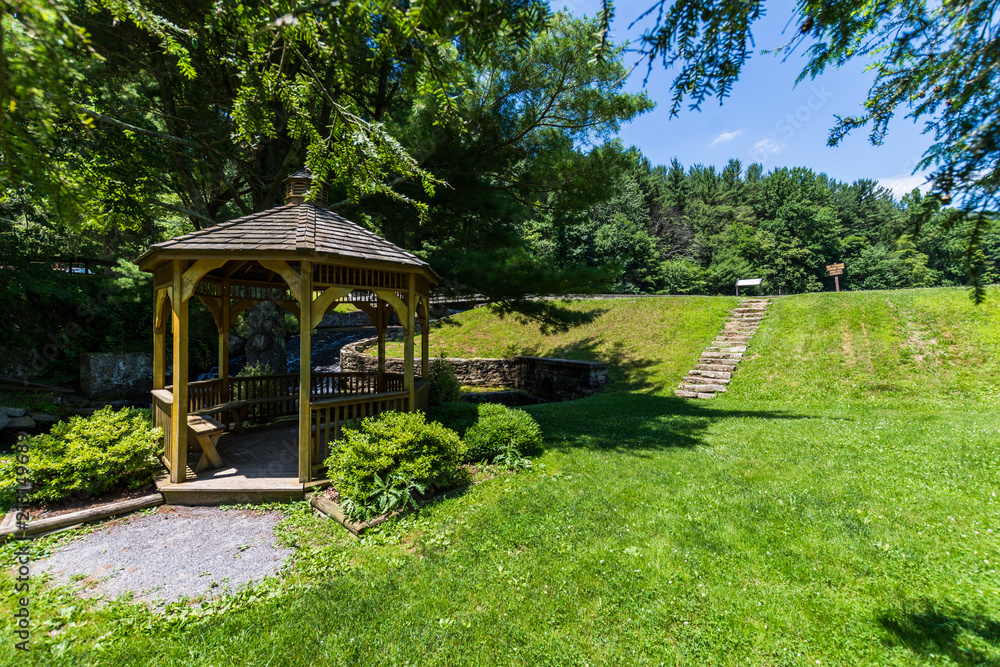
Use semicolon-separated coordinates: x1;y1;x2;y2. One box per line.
0;233;155;383
462;403;542;463
0;407;162;505
659;258;707;295
427;354;462;407
324;411;469;520
616;0;997;298
427;401;479;437
3;293;999;663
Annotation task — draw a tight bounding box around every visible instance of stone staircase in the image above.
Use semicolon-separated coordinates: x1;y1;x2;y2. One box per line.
674;298;770;399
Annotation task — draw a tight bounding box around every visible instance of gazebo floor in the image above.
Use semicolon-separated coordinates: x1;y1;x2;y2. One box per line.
155;421;307;505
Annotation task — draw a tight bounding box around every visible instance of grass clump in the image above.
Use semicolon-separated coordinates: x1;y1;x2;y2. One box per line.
324;411;469;521
0;407;162;505
463;403;542;463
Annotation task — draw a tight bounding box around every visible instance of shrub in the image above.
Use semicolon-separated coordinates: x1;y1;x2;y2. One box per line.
427;354;461;407
463;403;542;463
427;401;478;437
324;411;468;519
0;407;163;505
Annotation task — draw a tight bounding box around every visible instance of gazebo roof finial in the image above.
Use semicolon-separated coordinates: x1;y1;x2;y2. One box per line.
284;168;326;206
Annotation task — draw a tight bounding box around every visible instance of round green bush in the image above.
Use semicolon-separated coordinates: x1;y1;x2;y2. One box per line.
463;403;542;462
428;401;478;437
427;355;462;407
0;406;163;505
324;410;469;505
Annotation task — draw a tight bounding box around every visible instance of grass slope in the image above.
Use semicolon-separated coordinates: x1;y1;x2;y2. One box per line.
383;296;737;391
3;289;999;666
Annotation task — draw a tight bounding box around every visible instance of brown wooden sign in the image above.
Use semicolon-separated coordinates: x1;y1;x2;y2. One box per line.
826;261;845;292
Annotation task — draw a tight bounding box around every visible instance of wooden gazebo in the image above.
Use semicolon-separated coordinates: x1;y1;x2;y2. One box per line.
136;171;438;490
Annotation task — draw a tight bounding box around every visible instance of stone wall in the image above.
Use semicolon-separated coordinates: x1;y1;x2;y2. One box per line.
317;309;402;328
515;355;609;401
79;352;154;399
340;339;609;401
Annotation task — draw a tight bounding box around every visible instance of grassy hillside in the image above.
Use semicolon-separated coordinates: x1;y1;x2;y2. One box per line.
382;296;737;392
5;288;999;666
733;287;1000;405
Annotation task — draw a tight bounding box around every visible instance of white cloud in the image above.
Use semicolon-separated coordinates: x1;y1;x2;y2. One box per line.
750;137;785;157
877;173;932;199
709;130;744;147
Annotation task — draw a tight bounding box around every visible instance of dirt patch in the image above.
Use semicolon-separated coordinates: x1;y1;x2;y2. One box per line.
841;320;856;367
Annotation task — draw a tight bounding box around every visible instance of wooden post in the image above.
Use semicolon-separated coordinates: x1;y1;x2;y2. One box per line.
420;297;429;379
219;281;231;400
376;302;387;392
404;273;416;410
298;261;313;483
169;260;189;484
153;288;167;390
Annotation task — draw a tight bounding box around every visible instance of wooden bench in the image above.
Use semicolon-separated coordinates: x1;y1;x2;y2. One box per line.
192;395;303;434
187;414;226;473
192;400;250;434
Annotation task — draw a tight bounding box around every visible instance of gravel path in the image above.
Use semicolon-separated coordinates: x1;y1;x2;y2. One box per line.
38;505;293;606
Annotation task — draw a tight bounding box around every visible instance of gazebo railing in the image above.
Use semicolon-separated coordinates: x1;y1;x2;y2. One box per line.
309;378;430;477
155;371;424;482
167;371;405;424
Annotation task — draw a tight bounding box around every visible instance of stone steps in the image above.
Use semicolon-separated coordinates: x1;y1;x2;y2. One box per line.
688;369;732;380
694;363;739;372
675;298;770;400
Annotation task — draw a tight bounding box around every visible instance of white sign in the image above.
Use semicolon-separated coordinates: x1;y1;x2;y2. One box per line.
735;278;763;287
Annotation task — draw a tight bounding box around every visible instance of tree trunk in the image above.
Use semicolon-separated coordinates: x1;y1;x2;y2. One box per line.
244;301;287;374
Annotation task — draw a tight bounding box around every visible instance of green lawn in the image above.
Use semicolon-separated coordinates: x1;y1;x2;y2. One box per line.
3;289;999;666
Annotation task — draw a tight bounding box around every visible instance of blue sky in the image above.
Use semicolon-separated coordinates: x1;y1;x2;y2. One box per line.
554;0;935;199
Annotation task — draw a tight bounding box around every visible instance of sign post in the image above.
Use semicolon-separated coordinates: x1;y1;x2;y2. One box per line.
825;262;845;292
735;278;763;297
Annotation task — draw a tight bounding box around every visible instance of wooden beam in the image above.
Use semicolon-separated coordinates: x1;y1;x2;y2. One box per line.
230;298;256;320
373;289;408;324
404;273;416;410
0;494;164;538
153;264;173;292
219;282;230;398
298;260;313;483
376;302;387;381
311;286;353;329
258;259;302;303
224;261;249;278
170;260;190;483
153;288;168;390
277;301;301;319
352;300;378;325
197;295;222;329
181;258;227;302
419;297;429;378
154;287;168;330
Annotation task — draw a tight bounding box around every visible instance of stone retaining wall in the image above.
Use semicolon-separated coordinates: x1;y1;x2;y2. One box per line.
340;338;609;401
80;352;154;399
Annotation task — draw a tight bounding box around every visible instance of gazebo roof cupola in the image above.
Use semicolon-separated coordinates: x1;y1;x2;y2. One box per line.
284;169;327;206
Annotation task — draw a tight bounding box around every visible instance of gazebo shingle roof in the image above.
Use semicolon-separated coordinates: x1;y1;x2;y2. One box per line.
137;203;430;271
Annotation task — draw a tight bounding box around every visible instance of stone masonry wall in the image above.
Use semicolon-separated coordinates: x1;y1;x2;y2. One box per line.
340;338;608;400
79;352;154;399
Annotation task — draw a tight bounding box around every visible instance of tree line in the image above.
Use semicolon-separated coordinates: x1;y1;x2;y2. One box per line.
528;152;999;297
